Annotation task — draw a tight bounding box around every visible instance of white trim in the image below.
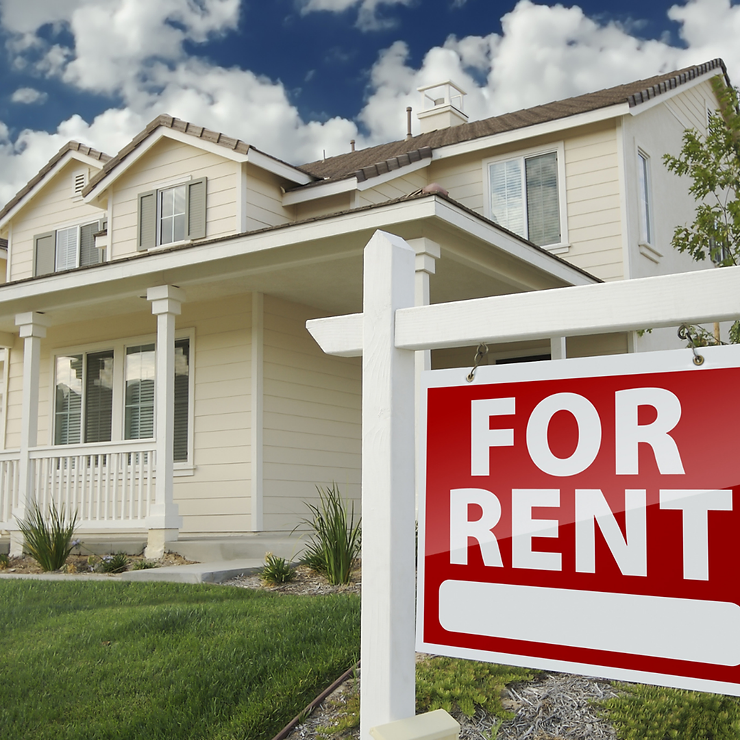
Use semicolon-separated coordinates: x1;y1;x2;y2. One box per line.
356;156;431;191
0;197;597;318
626;69;723;117
433;104;630;162
482;141;569;252
246;148;314;186
84;127;315;203
250;292;264;532
0;151;106;229
5;222;11;283
616;117;633;279
237;162;248;233
636;147;656;257
283;177;357;206
283;155;432;205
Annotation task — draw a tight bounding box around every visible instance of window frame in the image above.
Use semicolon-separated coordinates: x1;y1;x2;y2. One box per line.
636;147;661;262
482;142;569;252
33;218;105;277
49;328;195;473
137;176;207;252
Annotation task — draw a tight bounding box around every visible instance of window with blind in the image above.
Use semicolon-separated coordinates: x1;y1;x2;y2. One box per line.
488;150;562;248
54;350;114;445
53;337;191;462
34;220;104;277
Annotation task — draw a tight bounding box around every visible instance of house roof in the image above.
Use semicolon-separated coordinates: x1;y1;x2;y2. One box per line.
0;141;110;225
81;115;315;198
298;59;728;185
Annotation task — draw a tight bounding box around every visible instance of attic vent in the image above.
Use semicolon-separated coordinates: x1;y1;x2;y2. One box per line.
73;171;87;197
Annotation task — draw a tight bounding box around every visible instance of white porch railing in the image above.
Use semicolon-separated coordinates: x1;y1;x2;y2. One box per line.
0;450;20;528
0;441;157;530
31;441;157;527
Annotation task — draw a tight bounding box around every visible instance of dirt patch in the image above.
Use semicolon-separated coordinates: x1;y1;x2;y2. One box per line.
224;564;361;596
0;551;196;575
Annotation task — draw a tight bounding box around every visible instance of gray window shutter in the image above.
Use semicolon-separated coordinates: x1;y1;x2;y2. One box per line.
138;190;157;251
33;231;55;276
185;177;207;240
79;222;100;267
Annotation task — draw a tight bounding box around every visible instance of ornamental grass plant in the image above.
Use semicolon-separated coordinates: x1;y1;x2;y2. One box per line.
299;483;361;585
16;501;78;572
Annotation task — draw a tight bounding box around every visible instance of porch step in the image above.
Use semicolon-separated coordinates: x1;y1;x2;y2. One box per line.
120;558;264;584
166;532;309;564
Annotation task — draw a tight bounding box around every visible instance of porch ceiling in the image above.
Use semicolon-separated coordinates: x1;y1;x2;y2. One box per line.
0;195;598;334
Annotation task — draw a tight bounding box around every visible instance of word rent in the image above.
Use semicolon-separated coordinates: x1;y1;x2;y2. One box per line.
451;388;732;580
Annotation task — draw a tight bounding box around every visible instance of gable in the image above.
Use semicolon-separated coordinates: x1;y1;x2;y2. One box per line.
107;136;238;259
7;159;108;281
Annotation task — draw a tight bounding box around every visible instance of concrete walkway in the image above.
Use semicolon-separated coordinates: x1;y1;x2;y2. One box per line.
0;558;266;584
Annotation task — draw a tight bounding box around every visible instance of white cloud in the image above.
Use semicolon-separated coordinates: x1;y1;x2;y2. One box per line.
1;0;740;206
298;0;414;31
356;0;740;144
10;87;48;104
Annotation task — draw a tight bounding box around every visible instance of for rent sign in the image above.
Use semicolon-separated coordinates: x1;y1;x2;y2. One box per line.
417;345;740;695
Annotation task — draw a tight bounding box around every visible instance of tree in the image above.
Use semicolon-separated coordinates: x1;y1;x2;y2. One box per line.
663;76;740;344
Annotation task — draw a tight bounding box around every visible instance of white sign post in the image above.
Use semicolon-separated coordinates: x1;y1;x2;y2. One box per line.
307;230;740;739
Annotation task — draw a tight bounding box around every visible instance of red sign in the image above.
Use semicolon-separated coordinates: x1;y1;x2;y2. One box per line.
417;345;740;695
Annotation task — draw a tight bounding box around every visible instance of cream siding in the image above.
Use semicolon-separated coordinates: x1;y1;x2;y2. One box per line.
562;123;623;281
8;161;106;281
664;79;717;133
245;165;293;230
428;151;484;212
261;295;361;532
356;171;428;207
109;137;237;259
293;193;353;220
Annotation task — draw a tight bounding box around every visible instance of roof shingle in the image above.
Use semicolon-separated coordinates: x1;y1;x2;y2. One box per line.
298;59;728;184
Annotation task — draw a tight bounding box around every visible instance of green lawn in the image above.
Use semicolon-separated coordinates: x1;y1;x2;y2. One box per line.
0;579;360;740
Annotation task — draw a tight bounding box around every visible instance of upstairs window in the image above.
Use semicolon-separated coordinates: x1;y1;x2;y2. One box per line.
137;178;207;251
34;220;104;276
487;149;563;248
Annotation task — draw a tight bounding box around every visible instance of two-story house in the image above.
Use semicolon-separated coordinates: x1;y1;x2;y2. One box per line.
0;58;729;559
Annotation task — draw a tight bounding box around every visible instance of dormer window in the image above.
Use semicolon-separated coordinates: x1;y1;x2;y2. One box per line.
137;178;207;250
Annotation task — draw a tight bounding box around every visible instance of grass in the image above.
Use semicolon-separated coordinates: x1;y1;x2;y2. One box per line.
603;683;740;739
0;579;360;740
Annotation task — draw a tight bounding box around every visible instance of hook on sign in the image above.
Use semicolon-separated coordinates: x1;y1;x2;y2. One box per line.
677;324;705;366
466;343;489;382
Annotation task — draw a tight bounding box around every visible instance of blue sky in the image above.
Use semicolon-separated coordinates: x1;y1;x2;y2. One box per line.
0;0;738;204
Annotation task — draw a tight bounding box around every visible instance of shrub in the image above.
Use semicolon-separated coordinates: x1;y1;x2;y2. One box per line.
261;552;295;584
96;552;130;573
0;553;9;569
16;501;78;572
298;483;361;585
132;559;158;570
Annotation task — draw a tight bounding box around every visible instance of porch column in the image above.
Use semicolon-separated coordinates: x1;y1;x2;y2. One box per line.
145;285;186;558
10;312;50;556
409;239;439;517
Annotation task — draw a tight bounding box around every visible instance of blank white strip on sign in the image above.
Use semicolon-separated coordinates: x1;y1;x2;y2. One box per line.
438;580;740;666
